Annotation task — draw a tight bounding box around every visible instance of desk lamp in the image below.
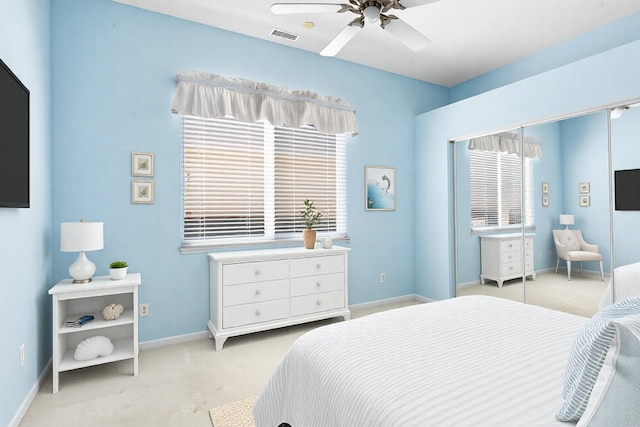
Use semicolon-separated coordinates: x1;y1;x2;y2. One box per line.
559;214;574;230
60;220;104;283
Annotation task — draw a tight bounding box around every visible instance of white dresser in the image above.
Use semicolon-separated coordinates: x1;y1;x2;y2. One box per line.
480;234;535;288
208;246;350;350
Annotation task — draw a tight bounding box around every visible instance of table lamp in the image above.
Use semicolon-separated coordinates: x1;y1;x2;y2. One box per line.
60;220;104;283
559;214;574;230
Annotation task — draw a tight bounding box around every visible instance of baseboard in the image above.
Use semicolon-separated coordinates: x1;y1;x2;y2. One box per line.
139;330;210;350
10;358;52;427
349;293;434;311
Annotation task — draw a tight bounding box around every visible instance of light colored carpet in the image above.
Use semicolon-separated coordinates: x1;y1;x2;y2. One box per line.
458;270;608;317
209;397;256;427
18;300;419;427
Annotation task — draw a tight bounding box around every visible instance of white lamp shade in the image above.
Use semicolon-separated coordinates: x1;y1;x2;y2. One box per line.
559;214;574;226
60;222;104;252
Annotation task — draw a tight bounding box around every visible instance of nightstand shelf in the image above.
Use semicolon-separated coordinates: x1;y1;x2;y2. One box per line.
48;274;141;393
58;338;134;372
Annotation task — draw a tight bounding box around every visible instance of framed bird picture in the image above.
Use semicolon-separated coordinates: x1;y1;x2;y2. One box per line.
365;165;396;211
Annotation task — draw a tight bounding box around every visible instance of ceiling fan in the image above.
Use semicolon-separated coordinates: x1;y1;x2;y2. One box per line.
271;0;441;56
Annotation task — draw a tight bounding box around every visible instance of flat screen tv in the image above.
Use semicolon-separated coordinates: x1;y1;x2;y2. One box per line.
0;58;30;208
615;168;640;211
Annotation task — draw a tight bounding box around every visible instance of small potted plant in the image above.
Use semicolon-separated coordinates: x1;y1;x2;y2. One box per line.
300;198;322;249
109;260;128;280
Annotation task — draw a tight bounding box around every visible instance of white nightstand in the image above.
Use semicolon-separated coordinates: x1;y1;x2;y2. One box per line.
48;273;141;393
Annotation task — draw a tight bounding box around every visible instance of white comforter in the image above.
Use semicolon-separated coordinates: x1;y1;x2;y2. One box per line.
600;261;640;308
254;295;587;427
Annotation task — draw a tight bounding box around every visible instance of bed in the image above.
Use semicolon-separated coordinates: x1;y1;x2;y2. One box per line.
599;261;640;308
253;295;640;427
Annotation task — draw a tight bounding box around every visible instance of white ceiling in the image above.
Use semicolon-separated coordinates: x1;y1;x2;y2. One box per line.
112;0;640;87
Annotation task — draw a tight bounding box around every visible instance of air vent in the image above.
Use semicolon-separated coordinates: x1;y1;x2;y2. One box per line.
270;28;300;41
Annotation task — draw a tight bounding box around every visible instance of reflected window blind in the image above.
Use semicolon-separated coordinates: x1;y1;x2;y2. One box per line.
182;116;347;243
469;150;533;229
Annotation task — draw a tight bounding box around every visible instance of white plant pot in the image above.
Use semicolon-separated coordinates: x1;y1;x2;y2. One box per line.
109;267;128;280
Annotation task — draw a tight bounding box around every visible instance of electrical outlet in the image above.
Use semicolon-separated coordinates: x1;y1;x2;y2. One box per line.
140;303;149;317
380;273;386;284
19;344;25;367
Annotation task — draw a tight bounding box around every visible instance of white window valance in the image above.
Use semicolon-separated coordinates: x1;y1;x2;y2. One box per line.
171;71;358;136
468;132;542;159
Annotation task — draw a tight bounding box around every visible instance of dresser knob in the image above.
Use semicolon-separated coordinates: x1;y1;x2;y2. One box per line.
254;269;261;275
255;310;261;316
316;300;322;306
255;289;261;296
316;282;321;287
316;264;322;269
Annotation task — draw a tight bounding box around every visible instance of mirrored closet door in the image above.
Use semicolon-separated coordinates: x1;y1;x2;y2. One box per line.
453;109;622;317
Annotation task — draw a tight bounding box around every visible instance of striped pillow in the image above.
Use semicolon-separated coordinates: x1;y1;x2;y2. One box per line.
556;297;640;422
577;316;640;426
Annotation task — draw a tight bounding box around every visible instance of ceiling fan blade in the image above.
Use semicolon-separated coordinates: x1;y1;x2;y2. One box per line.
396;0;442;9
271;3;344;14
320;24;361;56
384;18;430;51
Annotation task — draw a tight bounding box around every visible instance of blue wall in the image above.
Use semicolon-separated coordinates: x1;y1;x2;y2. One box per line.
0;0;51;426
415;40;640;301
49;0;448;344
450;13;640;102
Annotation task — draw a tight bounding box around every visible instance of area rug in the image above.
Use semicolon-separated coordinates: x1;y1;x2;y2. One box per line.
209;397;257;427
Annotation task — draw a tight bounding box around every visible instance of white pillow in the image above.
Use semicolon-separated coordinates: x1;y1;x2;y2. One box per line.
556;297;640;422
577;315;640;427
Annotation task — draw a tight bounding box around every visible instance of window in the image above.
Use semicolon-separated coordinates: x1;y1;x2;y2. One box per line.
182;116;347;248
469;149;533;230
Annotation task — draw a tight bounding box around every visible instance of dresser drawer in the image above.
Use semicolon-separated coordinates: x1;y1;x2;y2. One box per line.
291;255;344;278
501;250;522;263
223;299;289;328
502;260;534;275
291;290;344;317
223;260;289;286
291;273;345;297
223;279;289;307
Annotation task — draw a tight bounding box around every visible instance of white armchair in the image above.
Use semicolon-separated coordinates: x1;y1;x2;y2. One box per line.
552;229;604;281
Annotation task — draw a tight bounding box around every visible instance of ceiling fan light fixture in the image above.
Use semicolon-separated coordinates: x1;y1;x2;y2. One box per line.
363;5;380;23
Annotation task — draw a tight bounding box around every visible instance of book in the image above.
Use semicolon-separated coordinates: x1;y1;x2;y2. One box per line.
66;315;95;327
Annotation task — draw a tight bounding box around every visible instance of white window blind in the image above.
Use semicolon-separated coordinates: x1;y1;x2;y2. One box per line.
182;116;347;247
469;150;533;229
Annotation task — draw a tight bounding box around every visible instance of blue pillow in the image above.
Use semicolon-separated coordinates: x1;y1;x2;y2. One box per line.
556;297;640;422
576;316;640;426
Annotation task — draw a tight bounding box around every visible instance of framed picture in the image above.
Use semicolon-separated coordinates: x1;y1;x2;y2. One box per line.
132;180;154;204
365;166;395;211
579;182;590;194
542;195;549;207
542;182;549;194
579;195;591;207
132;152;154;177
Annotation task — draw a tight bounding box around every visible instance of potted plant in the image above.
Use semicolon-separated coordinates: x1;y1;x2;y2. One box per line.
300;198;322;249
109;260;128;280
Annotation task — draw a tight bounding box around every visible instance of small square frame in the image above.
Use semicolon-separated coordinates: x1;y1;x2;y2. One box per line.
542;182;549;194
132;152;154;177
365;165;396;211
542;195;549;207
579;182;590;194
132;180;154;204
579;195;591;207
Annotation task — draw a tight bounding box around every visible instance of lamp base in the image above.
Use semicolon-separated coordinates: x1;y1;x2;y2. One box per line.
69;251;96;284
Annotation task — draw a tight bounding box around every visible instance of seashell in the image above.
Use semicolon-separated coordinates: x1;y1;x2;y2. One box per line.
74;336;114;361
103;303;124;320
